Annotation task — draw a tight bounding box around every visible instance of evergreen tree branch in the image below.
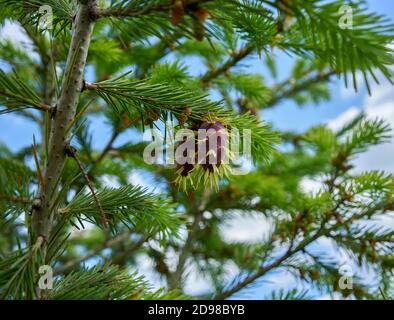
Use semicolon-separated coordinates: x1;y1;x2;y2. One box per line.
264;70;337;108
168;188;211;289
0;195;31;205
1;0;393;301
92;0;214;19
0;235;45;299
59;184;182;239
214;199;392;300
53;231;145;275
65;144;109;229
92;3;172;19
48;264;148;300
0;70;52;113
83;75;226;120
168;211;203;289
277;0;394;91
201;46;254;85
1;0;77;34
29;0;99;297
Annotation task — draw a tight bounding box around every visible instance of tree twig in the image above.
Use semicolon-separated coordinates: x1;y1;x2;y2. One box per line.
201;46;254;85
214;199;390;300
264;70;337;109
92;0;214;19
65;143;108;229
53;231;136;275
0;195;31;205
168;188;211;289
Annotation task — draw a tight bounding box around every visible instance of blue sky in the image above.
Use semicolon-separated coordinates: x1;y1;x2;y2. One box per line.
1;0;394;154
0;0;393;299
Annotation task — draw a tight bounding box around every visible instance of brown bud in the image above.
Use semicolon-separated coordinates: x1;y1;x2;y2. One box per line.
343;192;353;202
274;33;284;41
178;114;188;126
122;114;131;127
194;7;210;22
271;234;279;242
171;0;185;25
183;107;192;116
294;213;303;223
310;270;320;280
144;110;161;125
144;118;153;125
192;18;205;41
247;108;258;117
335;212;344;224
325;210;333;220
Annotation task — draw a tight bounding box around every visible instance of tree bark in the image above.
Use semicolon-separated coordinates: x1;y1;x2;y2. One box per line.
31;0;98;258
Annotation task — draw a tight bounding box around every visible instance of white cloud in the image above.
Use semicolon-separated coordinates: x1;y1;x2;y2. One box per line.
183;262;241;296
220;214;272;243
329;79;394;173
183;271;212;296
299;176;324;194
135;254;167;291
100;174;120;188
0;20;40;62
355;83;394;173
318;292;343;300
327;107;361;132
0;21;30;44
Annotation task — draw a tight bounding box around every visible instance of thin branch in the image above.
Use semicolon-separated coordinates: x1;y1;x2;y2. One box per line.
92;0;214;19
0;194;31;205
168;188;211;289
31;140;45;190
87;114;142;177
264;70;337;109
95;129;120;164
53;231;140;275
65;144;109;229
168;210;203;289
0;90;52;112
214;200;390;300
201;46;254;85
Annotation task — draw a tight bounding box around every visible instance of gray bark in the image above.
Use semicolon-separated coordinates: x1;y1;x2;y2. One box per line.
31;0;98;254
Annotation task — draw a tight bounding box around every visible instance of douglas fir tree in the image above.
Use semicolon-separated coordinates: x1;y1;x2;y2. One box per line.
0;0;393;300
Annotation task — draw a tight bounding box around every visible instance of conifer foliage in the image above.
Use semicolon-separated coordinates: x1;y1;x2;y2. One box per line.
0;0;393;300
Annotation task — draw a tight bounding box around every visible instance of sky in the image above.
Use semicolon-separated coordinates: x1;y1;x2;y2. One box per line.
0;0;393;299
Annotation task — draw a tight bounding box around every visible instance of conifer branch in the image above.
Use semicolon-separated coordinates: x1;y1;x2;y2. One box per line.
168;188;211;289
0;70;53;113
30;0;98;287
53;231;138;275
265;70;337;108
92;4;171;19
214;198;392;300
168;210;203;289
91;0;214;19
60;185;181;239
65;144;109;229
0;195;31;205
201;46;254;85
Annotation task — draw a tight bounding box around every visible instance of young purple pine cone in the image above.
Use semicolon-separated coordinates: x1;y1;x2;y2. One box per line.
175;134;197;177
177;162;194;177
198;120;228;173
